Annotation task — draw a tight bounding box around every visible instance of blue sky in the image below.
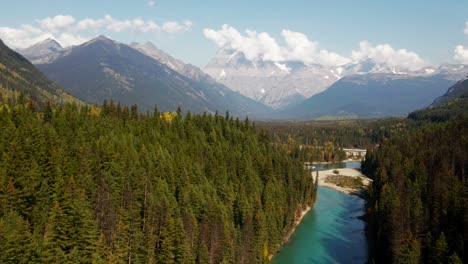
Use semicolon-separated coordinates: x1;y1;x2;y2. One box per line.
1;0;467;67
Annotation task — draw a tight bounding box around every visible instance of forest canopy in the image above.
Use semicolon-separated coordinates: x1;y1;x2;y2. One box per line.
363;105;467;263
0;101;316;264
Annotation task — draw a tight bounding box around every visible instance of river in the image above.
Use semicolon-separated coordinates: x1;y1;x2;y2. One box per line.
271;161;368;264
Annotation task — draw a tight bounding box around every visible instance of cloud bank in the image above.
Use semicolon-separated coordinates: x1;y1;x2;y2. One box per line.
204;24;428;69
351;41;427;70
204;25;427;70
204;25;350;66
0;14;193;49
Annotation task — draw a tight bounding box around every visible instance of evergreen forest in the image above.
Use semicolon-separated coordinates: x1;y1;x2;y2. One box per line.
362;99;467;263
0;100;316;264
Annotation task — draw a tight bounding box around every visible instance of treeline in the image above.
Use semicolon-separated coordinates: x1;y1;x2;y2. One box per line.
0;101;316;263
408;95;468;122
287;141;348;163
256;119;407;162
257;119;407;149
362;116;467;263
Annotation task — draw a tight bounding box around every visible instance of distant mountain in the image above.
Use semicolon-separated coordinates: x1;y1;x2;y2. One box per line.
0;38;80;106
130;42;209;82
203;49;457;110
278;65;468;119
204;50;342;109
32;36;270;116
18;38;65;64
432;75;468;106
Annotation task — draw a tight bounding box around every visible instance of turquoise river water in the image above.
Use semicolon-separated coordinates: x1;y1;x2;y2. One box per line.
271;161;368;264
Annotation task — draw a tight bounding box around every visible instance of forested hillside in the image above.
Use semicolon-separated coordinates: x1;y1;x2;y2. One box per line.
0;39;81;107
256;118;407;162
0;101;315;263
362;106;467;263
408;94;468;122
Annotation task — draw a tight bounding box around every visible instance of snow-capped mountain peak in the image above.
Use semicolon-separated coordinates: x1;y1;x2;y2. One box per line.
204;50;342;109
203;49;468;109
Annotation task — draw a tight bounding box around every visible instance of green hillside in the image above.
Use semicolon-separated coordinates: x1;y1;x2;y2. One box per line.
0;39;82;107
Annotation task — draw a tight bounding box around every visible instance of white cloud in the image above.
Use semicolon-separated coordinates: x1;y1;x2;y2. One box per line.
104;15;133;32
204;25;286;62
0;26;51;48
452;22;468;64
141;21;159;32
204;25;428;69
206;25;430;68
454;45;468;64
148;0;156;7
0;14;192;49
351;41;427;70
161;20;193;33
37;15;75;32
74;15;192;34
74;16;164;33
281;30;350;66
76;18;106;31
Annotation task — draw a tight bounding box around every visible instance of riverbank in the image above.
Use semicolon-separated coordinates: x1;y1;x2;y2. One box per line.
268;205;312;261
314;168;372;196
271;187;368;263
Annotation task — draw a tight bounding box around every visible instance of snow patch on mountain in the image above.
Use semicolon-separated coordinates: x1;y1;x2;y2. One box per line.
204;49;468;109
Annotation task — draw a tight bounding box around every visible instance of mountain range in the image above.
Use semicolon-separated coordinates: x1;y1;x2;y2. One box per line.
21;36;270;117
207;49;468;110
16;37;468;119
277;70;467;119
204;49;342;109
205;49;468;117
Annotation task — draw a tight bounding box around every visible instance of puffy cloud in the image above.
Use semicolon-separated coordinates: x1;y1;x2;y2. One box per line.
203;25;284;61
0;26;51;48
104;15;133;32
161;20;193;33
73;16;191;34
141;21;159;32
203;25;352;66
452;22;468;64
454;45;468;64
37;15;75;32
74;16;163;33
0;14;192;49
351;41;427;70
205;25;429;68
0;24;86;49
204;25;286;62
76;18;106;31
205;25;430;68
281;30;350;66
148;0;156;7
